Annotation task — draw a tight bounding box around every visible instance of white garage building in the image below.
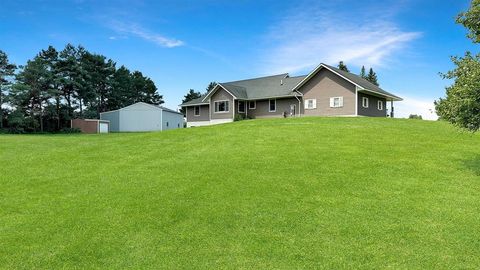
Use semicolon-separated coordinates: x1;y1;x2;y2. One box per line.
100;102;184;132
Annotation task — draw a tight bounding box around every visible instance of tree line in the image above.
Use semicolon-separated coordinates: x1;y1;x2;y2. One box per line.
337;61;379;86
0;44;163;132
180;82;216;114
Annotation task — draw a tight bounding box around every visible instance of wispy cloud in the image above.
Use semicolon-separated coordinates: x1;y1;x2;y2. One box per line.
108;20;184;48
259;2;421;74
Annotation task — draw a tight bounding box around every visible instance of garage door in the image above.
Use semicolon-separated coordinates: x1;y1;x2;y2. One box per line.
99;122;109;133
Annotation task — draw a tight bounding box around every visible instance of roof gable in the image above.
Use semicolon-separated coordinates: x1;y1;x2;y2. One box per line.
292;63;402;101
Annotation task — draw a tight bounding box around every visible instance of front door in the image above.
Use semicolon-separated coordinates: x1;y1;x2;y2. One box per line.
290;104;296;116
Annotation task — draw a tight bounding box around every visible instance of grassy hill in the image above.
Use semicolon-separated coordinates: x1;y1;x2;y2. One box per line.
1;117;479;269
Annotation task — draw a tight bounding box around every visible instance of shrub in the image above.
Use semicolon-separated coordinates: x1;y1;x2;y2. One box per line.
234;114;246;122
58;128;81;134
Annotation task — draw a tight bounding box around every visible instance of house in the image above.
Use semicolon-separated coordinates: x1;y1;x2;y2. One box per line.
180;63;402;127
100;102;184;132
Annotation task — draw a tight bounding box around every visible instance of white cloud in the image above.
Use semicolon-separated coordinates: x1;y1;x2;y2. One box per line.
259;3;421;74
109;21;184;48
394;96;438;120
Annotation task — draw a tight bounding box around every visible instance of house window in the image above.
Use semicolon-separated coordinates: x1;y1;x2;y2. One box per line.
269;99;276;112
248;101;256;109
166;122;169;127
305;99;316;109
238;101;245;113
214;100;229;113
362;97;369;108
377;100;383;110
194;106;200;116
329;97;343;108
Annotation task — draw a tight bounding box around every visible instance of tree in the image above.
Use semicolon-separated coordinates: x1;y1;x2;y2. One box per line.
359;66;366;79
366;68;379;86
206;81;217;92
180;89;202;114
436;1;480;131
0;50;16;129
456;0;480;43
337;61;350;72
11;53;56;132
436;52;480;131
409;114;423;120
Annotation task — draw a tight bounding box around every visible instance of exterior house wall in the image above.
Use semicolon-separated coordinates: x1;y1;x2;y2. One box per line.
186;105;210;122
235;100;247;118
100;111;120;131
357;92;387;117
247;98;300;118
210;88;234;120
298;69;356;116
162;110;184;130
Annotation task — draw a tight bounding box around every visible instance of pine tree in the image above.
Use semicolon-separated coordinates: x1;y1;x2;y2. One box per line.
181;89;202;114
206;81;217;92
360;66;366;79
337;61;350;72
366;68;379;86
0;50;16;129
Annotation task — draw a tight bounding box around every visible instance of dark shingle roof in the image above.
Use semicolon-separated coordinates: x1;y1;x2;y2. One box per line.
221;74;306;100
321;64;402;100
180;63;402;106
180;95;209;106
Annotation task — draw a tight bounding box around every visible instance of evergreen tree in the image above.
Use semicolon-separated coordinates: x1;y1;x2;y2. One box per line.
366;68;379;86
57;44;84;118
109;65;132;110
206;81;217;92
360;66;366;79
11;53;56;132
180;89;202;114
0;50;16;129
337;61;350;72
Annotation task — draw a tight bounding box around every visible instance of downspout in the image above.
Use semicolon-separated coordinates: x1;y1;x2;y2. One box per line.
160;108;163;131
293;91;303;117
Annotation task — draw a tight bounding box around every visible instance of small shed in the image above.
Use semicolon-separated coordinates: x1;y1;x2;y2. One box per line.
71;119;109;134
100;102;184;132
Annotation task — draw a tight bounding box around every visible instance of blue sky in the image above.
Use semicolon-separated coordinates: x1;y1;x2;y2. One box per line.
0;0;477;119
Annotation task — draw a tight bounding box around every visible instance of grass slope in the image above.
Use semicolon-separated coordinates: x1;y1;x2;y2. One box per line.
1;117;480;269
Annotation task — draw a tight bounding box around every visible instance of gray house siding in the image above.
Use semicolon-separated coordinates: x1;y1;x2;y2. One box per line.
186;105;210;122
100;110;120;132
162;110;184;130
298;69;356;116
210;88;234;120
357;92;387;117
247;98;299;118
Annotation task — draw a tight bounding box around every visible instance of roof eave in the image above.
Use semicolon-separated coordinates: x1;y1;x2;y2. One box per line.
358;88;403;101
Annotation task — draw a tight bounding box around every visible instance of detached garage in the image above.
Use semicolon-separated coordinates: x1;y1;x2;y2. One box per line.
100;102;184;132
71;119;110;134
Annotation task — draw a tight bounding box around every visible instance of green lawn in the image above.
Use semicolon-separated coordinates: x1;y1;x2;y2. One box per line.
1;117;479;269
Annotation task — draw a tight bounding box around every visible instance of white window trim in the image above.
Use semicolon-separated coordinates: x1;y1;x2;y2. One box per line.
377;100;383;110
330;97;344;108
362;97;369;108
214;100;230;113
269;99;276;112
248;101;256;110
305;99;316;110
194;106;200;116
238;101;245;113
